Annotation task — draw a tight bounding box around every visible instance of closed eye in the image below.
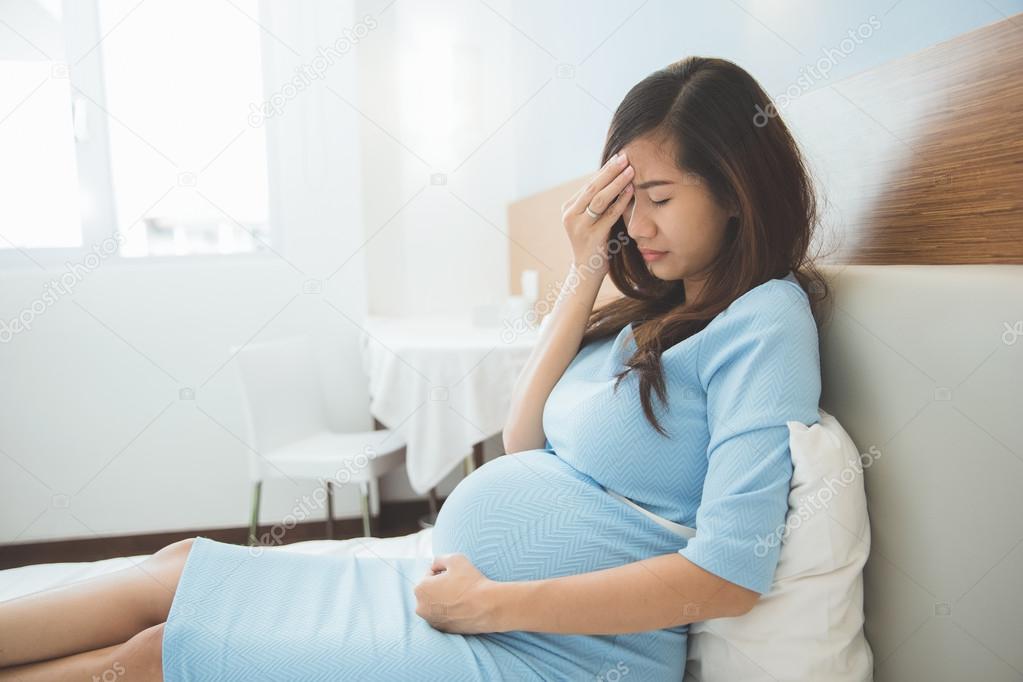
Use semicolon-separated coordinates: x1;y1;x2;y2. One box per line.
624;196;670;214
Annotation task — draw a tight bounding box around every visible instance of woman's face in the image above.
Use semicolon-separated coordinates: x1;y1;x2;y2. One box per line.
620;135;735;303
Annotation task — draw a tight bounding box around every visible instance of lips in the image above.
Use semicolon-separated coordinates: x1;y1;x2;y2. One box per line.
639;248;667;262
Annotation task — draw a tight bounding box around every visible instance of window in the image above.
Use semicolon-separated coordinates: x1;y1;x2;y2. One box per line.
0;0;272;262
0;2;82;249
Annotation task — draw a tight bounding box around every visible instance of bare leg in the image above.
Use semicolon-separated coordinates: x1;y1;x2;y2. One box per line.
0;622;164;682
0;538;193;668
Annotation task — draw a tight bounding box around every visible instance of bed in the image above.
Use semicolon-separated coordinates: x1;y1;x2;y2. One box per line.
0;530;435;605
3;262;1020;681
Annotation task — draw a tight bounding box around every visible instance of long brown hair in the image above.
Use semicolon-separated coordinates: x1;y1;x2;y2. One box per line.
584;56;830;437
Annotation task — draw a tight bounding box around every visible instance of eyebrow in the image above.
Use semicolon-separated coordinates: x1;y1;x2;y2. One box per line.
635;179;674;190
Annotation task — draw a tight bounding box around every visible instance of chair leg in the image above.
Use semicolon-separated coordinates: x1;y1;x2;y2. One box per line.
359;481;372;537
462;451;478;477
427;487;439;519
368;477;381;517
326;481;335;540
248;480;262;546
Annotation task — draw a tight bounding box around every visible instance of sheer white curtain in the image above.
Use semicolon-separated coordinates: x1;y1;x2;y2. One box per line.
359;0;520;317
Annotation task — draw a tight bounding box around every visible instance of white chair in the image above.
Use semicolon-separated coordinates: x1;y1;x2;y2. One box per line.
233;335;406;544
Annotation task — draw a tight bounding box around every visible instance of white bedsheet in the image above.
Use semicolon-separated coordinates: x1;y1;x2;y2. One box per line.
0;529;434;603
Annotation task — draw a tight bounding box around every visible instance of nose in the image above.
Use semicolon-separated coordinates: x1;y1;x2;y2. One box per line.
624;195;655;240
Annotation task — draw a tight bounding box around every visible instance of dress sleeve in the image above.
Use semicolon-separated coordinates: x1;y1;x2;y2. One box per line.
677;282;822;595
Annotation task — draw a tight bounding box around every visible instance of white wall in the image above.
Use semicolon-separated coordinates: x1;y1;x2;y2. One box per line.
1;0;1019;543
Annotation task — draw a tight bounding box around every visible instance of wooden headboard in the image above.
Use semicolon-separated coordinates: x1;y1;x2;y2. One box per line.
792;14;1022;265
507;14;1023;305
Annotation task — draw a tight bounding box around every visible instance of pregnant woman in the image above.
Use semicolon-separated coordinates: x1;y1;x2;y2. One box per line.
0;55;825;681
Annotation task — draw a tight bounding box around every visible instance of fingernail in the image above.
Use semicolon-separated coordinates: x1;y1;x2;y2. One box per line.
611;153;619;164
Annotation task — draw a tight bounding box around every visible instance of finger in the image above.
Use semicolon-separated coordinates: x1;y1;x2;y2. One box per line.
625;185;637;226
600;182;634;225
586;164;635;218
567;152;629;217
430;555;448;572
567;153;627;215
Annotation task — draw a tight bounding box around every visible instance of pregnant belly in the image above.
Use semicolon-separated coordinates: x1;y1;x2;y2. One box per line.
430;450;683;583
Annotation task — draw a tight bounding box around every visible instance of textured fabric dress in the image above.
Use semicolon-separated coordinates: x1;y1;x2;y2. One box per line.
161;270;822;681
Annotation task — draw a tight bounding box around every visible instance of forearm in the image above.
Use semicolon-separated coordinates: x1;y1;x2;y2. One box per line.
503;262;605;453
489;552;758;635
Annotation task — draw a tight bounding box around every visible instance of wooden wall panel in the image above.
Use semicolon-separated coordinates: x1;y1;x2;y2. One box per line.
790;14;1023;264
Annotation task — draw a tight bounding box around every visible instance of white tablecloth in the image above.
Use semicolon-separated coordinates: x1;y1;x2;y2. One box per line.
359;316;539;494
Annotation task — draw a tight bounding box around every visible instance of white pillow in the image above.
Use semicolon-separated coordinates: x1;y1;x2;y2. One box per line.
684;408;875;682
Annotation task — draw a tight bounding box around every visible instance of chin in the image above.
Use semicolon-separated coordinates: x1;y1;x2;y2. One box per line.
648;259;685;279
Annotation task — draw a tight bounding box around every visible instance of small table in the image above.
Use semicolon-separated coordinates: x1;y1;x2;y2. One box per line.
359;316;539;524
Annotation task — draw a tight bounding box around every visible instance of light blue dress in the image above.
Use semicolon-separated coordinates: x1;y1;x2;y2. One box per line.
162;271;821;681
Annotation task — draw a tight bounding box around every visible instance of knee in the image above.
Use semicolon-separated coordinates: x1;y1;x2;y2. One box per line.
134;539;197;627
144;538;197;586
110;622;164;681
151;537;196;566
